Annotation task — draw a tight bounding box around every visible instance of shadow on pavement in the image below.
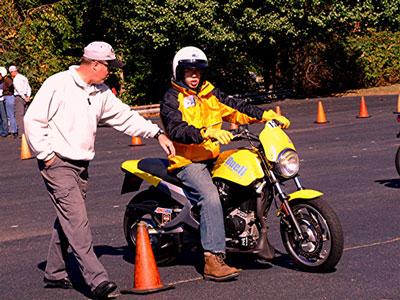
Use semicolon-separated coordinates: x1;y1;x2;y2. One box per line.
37;243;338;298
375;178;400;189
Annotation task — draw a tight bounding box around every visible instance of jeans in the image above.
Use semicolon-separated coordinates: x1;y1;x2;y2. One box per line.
0;101;8;136
175;161;226;253
4;95;17;134
15;95;27;136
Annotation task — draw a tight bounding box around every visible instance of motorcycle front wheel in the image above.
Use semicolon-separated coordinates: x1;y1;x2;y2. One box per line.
123;188;178;265
280;198;344;272
395;146;400;176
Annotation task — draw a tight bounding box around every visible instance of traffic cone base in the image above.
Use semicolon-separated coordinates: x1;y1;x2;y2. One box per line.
130;136;144;146
121;284;174;295
121;222;174;295
314;101;329;124
357;96;371;118
21;133;34;160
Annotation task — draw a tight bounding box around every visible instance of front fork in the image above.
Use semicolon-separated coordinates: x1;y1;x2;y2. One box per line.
269;171;304;239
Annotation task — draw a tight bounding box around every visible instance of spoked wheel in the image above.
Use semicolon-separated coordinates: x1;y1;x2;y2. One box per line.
280;198;344;272
123;189;179;265
395;146;400;176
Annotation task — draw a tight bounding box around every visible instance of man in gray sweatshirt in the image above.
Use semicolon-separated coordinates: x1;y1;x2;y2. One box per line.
24;41;175;299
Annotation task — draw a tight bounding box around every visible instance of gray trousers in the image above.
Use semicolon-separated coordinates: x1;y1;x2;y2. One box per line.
15;95;27;136
39;155;108;290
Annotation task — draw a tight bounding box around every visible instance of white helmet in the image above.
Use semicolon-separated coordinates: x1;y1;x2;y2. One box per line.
0;67;7;77
172;46;208;81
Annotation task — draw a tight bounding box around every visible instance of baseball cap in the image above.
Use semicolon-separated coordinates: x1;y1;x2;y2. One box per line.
83;41;124;68
9;65;17;72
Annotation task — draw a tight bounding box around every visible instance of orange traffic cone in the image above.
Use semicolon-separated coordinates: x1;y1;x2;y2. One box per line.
275;105;282;116
230;123;238;130
395;94;400;113
130;136;144;146
357;96;371;118
121;222;174;294
20;133;34;160
314;101;328;124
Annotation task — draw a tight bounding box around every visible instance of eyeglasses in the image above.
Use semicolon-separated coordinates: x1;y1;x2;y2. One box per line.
96;60;111;72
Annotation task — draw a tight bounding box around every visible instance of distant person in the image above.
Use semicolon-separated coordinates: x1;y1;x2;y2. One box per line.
9;65;31;137
0;66;17;138
0;71;8;137
24;41;175;299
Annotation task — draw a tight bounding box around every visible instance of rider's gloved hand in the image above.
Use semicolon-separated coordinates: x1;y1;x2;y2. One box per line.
202;128;234;145
262;110;291;129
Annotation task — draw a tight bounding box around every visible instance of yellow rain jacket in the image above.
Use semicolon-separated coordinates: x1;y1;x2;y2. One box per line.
160;80;264;171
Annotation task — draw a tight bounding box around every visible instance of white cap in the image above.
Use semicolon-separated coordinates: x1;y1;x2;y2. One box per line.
83;41;124;68
9;65;17;72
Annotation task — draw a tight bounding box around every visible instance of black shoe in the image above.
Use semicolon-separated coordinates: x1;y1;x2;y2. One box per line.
93;281;118;299
12;133;18;139
43;277;73;289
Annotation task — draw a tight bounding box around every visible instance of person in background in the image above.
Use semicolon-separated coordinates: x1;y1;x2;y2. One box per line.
160;46;290;282
0;67;17;138
0;69;8;137
24;41;175;299
9;65;31;137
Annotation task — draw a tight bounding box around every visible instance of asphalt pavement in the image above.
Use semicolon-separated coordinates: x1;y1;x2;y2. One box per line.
0;94;399;299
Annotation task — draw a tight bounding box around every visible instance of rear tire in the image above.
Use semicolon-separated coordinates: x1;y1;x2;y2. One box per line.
280;198;344;272
123;188;178;265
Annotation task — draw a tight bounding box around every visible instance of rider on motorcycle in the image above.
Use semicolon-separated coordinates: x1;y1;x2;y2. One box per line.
160;46;290;281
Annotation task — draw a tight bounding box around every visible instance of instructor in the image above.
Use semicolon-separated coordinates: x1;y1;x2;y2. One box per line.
24;41;175;299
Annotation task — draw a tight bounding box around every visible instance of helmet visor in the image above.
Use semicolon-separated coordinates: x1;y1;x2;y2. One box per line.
178;59;208;70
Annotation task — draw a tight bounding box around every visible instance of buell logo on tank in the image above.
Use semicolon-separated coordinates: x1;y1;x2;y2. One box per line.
224;157;247;176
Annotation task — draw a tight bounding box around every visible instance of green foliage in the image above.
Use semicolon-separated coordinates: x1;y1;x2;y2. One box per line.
346;30;400;86
1;0;400;101
0;0;84;92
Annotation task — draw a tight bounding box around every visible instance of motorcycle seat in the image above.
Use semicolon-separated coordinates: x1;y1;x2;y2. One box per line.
137;158;183;187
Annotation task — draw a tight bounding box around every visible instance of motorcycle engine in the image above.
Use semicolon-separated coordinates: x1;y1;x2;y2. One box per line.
225;208;259;249
215;179;260;249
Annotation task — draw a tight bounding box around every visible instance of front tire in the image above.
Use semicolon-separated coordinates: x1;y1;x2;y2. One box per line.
280;198;344;272
395;146;400;176
123;189;178;265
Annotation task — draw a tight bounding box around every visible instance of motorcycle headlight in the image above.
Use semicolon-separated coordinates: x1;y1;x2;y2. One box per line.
274;149;299;178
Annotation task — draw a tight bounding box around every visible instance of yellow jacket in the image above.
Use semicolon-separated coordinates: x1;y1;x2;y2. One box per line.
160;80;264;171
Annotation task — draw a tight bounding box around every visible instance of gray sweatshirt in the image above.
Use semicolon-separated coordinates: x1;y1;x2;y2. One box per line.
24;65;160;161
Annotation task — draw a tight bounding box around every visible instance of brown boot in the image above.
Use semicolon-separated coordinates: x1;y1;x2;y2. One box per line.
203;252;240;282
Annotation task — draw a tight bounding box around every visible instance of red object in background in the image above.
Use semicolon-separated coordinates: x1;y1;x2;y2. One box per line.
111;87;117;96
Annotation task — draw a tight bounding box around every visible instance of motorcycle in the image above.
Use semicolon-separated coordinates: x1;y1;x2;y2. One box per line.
121;121;344;272
395;112;400;176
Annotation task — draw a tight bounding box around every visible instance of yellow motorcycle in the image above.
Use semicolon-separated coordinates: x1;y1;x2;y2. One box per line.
121;121;344;272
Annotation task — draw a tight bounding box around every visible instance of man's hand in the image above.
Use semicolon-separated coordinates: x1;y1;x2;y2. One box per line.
203;128;234;145
262;110;291;129
157;134;175;157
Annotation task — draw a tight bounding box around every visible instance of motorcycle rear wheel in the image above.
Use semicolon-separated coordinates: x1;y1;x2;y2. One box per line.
123;188;178;265
280;198;344;272
395;146;400;176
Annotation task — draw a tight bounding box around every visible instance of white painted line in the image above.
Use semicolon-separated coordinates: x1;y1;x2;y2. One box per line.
10;225;18;228
113;205;119;208
169;276;203;286
344;237;400;251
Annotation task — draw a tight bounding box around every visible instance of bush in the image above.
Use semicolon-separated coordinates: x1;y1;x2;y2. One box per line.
345;30;400;87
